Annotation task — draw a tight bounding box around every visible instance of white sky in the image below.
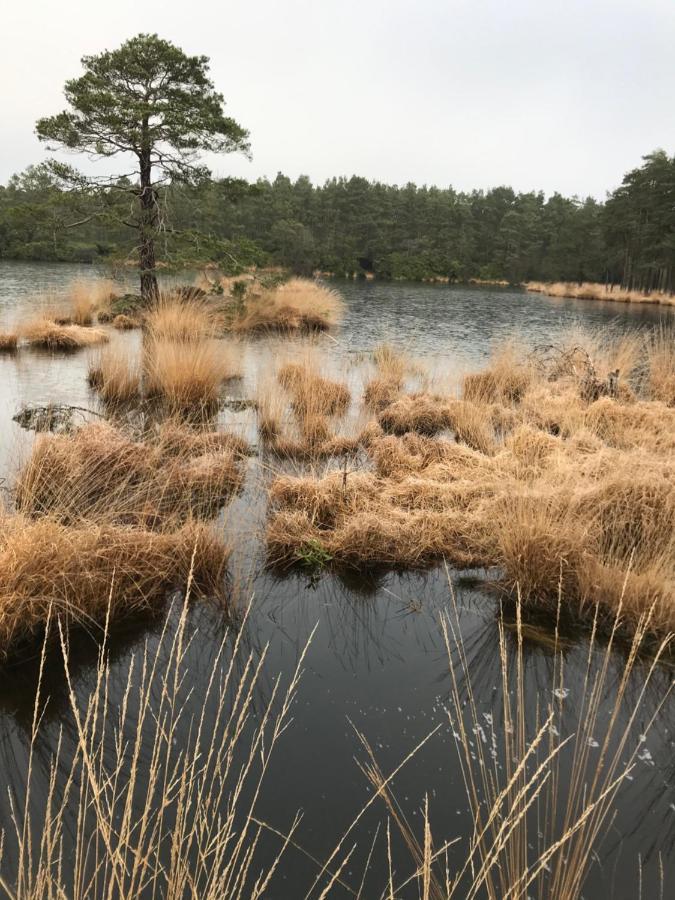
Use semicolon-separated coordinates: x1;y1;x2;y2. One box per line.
2;0;674;198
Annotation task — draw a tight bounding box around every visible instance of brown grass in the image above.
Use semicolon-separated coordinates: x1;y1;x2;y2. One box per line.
647;326;675;405
48;279;120;326
21;317;109;351
278;362;351;416
254;360;358;460
463;345;534;404
144;295;221;342
88;346;141;404
364;344;409;410
0;517;228;656
143;335;238;413
526;280;675;307
266;333;675;635
232;278;343;333
16;422;247;529
112;313;138;330
0;331;18;352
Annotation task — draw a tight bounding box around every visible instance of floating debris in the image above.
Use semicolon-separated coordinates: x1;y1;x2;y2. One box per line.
13;404;97;434
221;397;257;412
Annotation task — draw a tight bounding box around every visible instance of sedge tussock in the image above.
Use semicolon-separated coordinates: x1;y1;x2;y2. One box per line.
16;422;247;529
88;346;141;404
232;277;343;333
463;345;534;404
378;394;454;436
112;313;138;330
255;360;355;459
278;362;351;416
0;517;229;656
584;397;675;451
144;294;221;342
0;331;18;352
156;420;249;458
20;318;109;351
144;335;238;413
364;344;411;410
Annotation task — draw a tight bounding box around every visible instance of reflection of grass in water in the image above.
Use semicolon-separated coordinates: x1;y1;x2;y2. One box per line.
2;600;309;898
345;592;672;899
0;582;671;897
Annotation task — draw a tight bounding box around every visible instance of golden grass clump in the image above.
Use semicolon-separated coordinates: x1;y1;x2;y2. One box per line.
0;331;18;352
364;344;409;410
144;335;237;413
277;362;351;416
144;295;220;342
232;278;343;333
49;279;120;326
16;422;247;528
88;346;141;404
584;396;675;451
254;360;358;460
112;313;138;330
378;394;453;436
21;318;109;351
0;516;228;656
463;345;534;404
156;420;249;458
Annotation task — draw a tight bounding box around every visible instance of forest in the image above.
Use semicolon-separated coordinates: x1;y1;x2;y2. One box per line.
0;149;673;290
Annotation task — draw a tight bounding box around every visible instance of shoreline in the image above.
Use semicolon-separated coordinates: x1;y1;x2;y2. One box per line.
526;280;675;308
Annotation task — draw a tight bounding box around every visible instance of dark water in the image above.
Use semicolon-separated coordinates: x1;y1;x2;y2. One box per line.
0;262;673;898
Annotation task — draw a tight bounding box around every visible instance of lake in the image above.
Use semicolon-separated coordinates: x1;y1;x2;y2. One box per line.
0;261;673;898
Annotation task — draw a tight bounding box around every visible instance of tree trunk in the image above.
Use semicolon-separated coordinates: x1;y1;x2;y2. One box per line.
139;149;158;302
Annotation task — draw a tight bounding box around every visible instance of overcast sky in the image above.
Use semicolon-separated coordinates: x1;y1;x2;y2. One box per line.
2;0;674;198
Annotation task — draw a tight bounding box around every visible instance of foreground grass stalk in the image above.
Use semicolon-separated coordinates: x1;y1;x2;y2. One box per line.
0;598;310;898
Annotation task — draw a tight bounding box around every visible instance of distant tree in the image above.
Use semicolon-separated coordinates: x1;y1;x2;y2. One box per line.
36;33;250;299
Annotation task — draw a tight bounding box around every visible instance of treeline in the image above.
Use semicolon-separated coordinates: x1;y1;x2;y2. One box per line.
0;150;673;288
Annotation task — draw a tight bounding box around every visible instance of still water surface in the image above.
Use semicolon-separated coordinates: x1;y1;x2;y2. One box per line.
0;262;673;897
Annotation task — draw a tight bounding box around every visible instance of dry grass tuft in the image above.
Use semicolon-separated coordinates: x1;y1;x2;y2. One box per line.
145;295;220;342
378;394;453;436
21;317;109;351
463;345;534;404
646;326;675;406
0;331;18;352
112;313;138;330
16;422;247;529
232;278;343;333
144;335;238;413
0;517;228;655
254;359;357;460
278;362;351;416
88;346;141;404
364;344;410;410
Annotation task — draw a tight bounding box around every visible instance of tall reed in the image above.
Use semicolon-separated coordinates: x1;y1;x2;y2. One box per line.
0;601;309;898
